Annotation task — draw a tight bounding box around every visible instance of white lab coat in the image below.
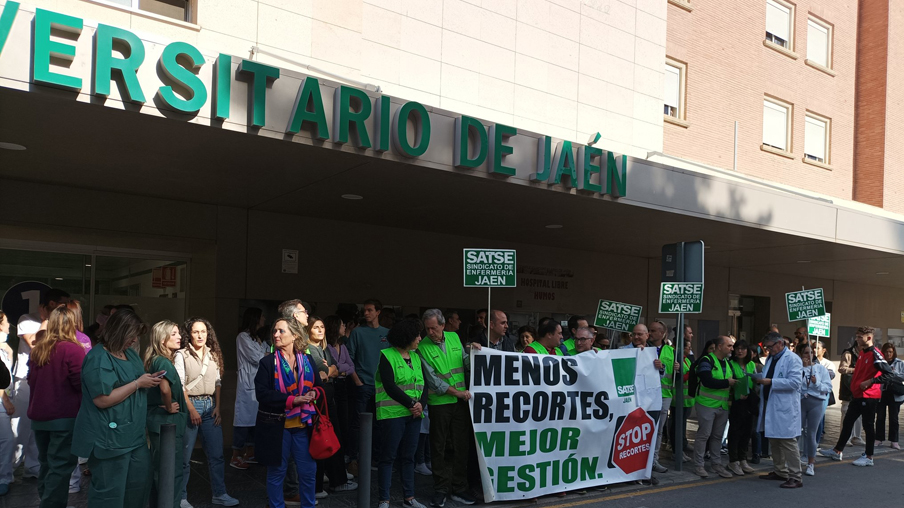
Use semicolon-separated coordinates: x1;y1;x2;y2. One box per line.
757;348;803;439
233;332;268;427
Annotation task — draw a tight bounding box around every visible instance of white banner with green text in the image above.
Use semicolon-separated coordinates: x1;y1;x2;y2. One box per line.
469;347;663;501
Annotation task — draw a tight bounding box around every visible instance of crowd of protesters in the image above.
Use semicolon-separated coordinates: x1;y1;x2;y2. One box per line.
0;289;902;508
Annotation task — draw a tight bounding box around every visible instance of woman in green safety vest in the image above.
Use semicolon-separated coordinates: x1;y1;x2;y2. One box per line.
375;319;430;508
726;340;759;476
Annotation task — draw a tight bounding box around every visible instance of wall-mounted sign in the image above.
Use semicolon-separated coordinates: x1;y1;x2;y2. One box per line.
0;2;629;198
282;249;299;274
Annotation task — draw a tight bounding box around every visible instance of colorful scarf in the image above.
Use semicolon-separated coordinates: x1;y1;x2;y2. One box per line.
273;351;315;425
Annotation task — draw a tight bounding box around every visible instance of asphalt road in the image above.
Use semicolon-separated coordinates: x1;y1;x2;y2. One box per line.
532;453;904;508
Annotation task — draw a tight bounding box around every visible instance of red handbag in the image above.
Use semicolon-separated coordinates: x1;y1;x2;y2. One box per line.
309;387;340;460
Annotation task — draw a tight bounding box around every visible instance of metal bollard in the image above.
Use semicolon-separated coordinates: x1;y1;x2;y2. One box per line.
159;423;176;508
357;412;373;508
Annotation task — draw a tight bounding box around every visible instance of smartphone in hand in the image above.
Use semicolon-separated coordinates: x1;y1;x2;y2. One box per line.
154;370;167;378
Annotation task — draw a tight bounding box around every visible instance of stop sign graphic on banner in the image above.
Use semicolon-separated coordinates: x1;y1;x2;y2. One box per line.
611;408;655;474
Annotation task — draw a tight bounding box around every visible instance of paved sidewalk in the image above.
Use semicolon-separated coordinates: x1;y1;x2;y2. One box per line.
3;403;899;508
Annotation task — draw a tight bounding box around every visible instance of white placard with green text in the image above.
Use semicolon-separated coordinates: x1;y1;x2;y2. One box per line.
594;300;643;332
659;283;704;313
808;313;831;337
469;348;662;501
785;288;826;322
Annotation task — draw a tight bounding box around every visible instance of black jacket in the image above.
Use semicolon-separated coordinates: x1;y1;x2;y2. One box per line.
474;330;517;352
254;352;322;467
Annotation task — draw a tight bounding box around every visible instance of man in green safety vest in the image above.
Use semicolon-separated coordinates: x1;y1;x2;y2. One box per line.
418;309;476;507
648;320;680;473
693;335;737;479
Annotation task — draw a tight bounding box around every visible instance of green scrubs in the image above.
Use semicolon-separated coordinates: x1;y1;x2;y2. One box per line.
146;355;188;508
72;347;151;508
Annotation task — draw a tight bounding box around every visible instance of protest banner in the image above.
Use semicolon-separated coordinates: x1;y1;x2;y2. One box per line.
469;348;662;501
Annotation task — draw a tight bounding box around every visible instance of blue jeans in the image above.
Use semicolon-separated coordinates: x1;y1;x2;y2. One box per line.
267;428;316;508
182;396;226;499
816;398;828;444
378;416;421;502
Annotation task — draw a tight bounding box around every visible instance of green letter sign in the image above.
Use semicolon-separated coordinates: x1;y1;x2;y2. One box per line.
0;1;21;59
333;85;371;147
577;146;602;193
392;101;431;158
94;24;146;103
237;59;279;128
551;140;577;185
454;116;487;169
214;53;231;120
489;124;517;176
33;8;82;91
157;42;208;113
286;76;328;138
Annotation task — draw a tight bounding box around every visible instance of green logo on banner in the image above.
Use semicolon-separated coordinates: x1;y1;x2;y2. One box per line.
611;358;636;398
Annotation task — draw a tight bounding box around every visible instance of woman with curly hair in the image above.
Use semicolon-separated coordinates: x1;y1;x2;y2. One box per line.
174;317;237;507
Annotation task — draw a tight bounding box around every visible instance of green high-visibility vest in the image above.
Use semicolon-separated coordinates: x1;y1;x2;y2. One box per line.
563;338;577;356
375;348;425;421
528;341;563;356
658;344;676;398
417;332;466;406
729;359;756;400
672;357;694;408
697;353;730;410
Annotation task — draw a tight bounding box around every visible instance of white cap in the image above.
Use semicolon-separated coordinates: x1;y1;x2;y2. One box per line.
16;314;41;336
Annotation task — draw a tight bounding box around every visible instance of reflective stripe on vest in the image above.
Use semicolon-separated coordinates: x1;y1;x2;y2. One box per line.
697;353;730;410
417;332;466;406
375;348;425;420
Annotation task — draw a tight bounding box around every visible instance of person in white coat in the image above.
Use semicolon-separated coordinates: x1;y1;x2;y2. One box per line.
231;308;268;470
11;314;41;481
755;332;803;488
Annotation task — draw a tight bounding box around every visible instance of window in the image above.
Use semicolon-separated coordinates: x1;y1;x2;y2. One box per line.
100;0;192;23
807;18;831;68
664;58;688;125
766;0;793;49
763;98;791;152
664;64;681;118
804;114;829;163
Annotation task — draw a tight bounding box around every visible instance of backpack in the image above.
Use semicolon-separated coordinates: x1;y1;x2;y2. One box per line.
883;373;904;396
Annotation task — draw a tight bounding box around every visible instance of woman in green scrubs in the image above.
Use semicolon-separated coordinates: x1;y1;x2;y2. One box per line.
145;320;188;508
71;310;164;508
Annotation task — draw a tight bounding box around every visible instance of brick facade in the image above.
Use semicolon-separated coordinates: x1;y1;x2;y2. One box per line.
854;0;887;208
664;0;857;200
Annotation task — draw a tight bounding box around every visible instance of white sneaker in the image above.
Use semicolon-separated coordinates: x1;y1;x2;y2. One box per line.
851;437;865;446
652;461;668;473
315;491;329;499
403;498;427;508
180;500;194;508
333;481;358;492
415;463;433;476
819;449;842;461
346;471;354;480
805;463;815;476
852;456;874;467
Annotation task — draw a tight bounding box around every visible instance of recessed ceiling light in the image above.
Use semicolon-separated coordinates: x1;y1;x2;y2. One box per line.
876;271;889;275
545;224;563;229
54;277;63;280
341;194;363;200
85;264;92;267
797;260;811;263
0;142;26;151
704;245;711;249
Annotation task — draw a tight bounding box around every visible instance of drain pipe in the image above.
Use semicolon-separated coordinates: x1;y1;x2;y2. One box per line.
249;46;382;92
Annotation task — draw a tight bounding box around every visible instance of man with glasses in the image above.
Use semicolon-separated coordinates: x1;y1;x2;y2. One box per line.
573;327;596;354
693;335;737;479
755;332;803;488
620;323;663;485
